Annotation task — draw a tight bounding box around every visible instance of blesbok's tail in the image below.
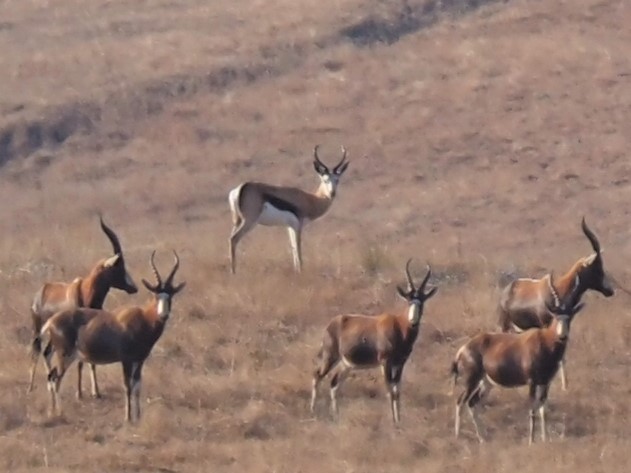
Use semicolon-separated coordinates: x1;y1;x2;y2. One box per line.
449;344;467;396
449;359;459;396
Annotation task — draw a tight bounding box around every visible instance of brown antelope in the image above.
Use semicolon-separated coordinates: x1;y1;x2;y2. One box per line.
452;274;584;444
228;145;350;274
28;216;138;397
41;250;185;422
310;259;438;424
497;217;613;390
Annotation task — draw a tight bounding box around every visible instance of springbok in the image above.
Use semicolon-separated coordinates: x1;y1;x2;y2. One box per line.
310;259;438;424
497;217;613;390
41;250;185;422
452;273;584;444
228;145;350;274
28;216;138;396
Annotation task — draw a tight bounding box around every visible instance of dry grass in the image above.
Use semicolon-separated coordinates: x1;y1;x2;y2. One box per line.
1;0;631;471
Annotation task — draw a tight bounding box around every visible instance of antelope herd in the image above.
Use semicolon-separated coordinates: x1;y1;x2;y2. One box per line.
25;145;617;446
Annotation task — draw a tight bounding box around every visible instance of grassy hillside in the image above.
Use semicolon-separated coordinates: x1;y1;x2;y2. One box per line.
1;0;630;471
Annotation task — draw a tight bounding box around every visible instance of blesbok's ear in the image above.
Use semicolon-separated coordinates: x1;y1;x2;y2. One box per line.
583;253;598;266
313;160;329;175
571;302;586;316
424;286;438;300
141;278;158;292
103;253;121;268
334;161;349;176
396;285;409;300
173;281;186;294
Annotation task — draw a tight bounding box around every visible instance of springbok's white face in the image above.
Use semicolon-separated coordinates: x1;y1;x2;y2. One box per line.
156;293;171;320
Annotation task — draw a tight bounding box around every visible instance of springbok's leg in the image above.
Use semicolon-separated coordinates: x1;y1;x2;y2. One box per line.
229;219;256;274
287;224;303;273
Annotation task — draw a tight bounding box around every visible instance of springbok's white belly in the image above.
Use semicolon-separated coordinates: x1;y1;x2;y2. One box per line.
257;202;299;228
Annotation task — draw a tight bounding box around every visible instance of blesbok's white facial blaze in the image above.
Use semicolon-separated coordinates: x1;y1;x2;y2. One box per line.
257;202;300;228
407;301;421;324
556;317;569;338
157;293;170;319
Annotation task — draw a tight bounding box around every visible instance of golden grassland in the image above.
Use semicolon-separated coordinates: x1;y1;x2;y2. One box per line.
1;0;631;471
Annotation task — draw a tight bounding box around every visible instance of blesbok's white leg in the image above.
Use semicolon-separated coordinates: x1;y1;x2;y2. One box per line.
539;404;547;442
468;405;484;443
90;364;100;398
27;355;39;394
389;383;401;424
132;379;141;422
76;362;84;399
455;403;462;438
559;359;568;391
287;226;302;273
329;366;351;416
310;378;319;413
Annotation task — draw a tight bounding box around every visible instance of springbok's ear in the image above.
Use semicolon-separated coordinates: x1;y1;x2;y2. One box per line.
424;286;438;300
103;253;121;268
396;285;409;300
173;281;187;294
334;161;349;176
313;161;328;175
142;278;157;292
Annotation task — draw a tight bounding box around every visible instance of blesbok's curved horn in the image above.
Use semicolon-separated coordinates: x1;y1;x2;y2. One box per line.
419;264;432;292
333;146;348;173
547;272;560;307
581;217;601;254
150;250;163;288
313;145;327;169
164;250;180;287
100;216;122;255
404;258;415;291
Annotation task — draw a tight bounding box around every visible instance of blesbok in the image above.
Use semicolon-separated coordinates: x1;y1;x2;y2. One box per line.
228;145;350;274
41;250;185;422
497;217;613;390
452;274;584;444
310;259;438;424
28;216;138;396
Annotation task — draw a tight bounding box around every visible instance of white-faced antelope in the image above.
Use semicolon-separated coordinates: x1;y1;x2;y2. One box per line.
497;217;613;390
28;216;138;396
41;250;185;422
452;274;584;444
228;145;350;274
310;259;438;424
